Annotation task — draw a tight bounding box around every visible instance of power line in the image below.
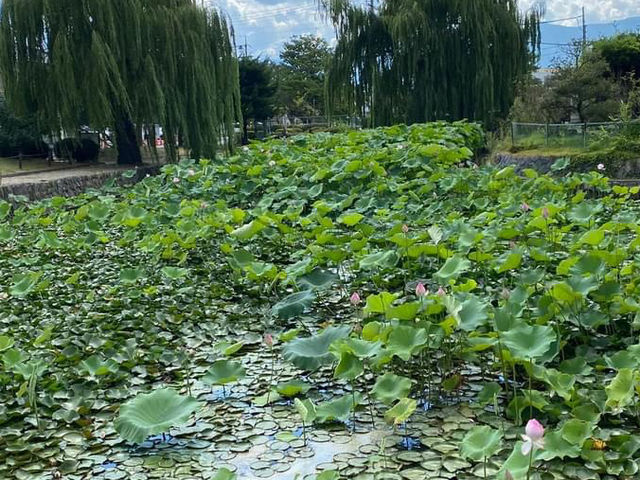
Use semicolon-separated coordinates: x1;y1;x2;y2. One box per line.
540;15;582;25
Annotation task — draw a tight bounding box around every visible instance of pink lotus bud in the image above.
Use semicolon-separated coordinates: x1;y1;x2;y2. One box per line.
264;334;274;348
541;206;550;219
521;418;545;455
200;202;208;209
525;419;544;440
521;202;530;212
187;169;195;177
501;287;510;300
350;292;361;305
436;287;446;296
415;282;427;297
172;177;180;184
597;163;605;171
402;224;409;234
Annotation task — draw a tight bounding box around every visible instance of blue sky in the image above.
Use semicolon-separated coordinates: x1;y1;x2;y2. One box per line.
210;0;640;60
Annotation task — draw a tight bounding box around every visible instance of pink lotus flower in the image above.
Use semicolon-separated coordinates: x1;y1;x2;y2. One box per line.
521;202;530;212
436;287;446;296
402;224;409;234
415;282;427;297
187;169;195;176
597;163;605;171
541;207;550;219
350;292;361;305
521;419;545;455
264;334;274;348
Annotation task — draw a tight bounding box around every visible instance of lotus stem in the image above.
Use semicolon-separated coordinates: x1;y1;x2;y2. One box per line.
526;443;534;480
484;456;487;480
528;358;533;420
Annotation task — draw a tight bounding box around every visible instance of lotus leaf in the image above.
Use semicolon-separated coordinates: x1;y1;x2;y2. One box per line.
114;389;201;444
202;360;246;386
282;325;350;371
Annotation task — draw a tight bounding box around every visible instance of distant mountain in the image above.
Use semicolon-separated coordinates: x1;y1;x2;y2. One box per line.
539;16;640;67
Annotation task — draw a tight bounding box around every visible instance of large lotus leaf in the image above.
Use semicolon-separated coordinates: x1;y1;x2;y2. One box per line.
13;359;46;379
333;351;364;381
316;393;363;423
276;380;311;397
282;325;351;371
0;336;14;352
386;325;428;361
605;368;636;413
294;398;317;424
333;338;382;359
202;360;246;386
371;373;412;406
497;442;540;479
271;290;316;319
384;397;417;425
502;323;555;361
363;292;398;316
358;250;398;270
114;389;200;444
560;419;593;447
212;468;236;480
119;268;144;284
534;366;575;401
434;254;470;282
537;431;581;461
456;294;489;331
297;268;338;291
161;267;189;280
80;355;119;376
460;425;503;461
10;272;42;297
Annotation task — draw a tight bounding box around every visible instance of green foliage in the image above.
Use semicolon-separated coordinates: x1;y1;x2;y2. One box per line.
239;56;277;143
114;389;200;444
0;0;240;162
321;0;541;126
276;35;332;116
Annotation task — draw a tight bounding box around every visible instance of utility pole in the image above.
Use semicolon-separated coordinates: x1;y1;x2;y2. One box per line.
582;7;587;54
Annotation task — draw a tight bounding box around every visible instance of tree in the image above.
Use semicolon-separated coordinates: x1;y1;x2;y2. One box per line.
319;0;541;127
0;0;240;164
543;52;620;123
239;57;277;144
0;97;47;158
593;33;640;78
277;35;332;116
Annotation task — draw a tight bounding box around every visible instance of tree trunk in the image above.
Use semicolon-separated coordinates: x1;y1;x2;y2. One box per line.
114;114;142;165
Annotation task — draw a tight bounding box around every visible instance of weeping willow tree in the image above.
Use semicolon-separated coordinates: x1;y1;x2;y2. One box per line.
0;0;241;164
319;0;542;127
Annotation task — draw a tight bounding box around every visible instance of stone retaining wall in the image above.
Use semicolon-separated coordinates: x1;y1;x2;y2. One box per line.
0;166;161;202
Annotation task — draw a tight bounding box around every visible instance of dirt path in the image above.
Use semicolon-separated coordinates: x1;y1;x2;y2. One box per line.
0;165;136;187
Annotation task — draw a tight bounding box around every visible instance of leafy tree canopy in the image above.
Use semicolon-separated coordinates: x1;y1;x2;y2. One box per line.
319;0;541;127
0;0;241;164
239;57;277;144
593;33;640;78
277;35;332;117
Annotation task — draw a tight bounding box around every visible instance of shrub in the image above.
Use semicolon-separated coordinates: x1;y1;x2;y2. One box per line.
54;138;100;162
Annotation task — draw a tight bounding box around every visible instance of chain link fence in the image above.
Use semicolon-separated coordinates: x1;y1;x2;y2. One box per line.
511;121;640;149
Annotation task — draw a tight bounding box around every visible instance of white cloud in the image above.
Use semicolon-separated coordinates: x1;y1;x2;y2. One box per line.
520;0;640;24
210;0;640;58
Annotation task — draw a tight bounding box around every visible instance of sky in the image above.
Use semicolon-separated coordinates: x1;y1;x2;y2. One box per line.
211;0;640;60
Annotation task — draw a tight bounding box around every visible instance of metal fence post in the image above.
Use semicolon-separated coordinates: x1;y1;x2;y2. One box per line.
18;152;23;170
583;123;587;148
545;124;549;147
511;122;515;147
